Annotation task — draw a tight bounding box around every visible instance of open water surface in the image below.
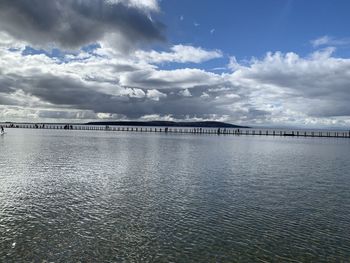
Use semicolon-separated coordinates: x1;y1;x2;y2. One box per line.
0;129;350;262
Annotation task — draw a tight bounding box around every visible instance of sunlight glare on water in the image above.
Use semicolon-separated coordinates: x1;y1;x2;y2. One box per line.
0;129;350;262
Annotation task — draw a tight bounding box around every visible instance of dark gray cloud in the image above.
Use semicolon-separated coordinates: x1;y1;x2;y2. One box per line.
1;30;350;127
0;71;232;120
30;76;111;106
0;0;165;50
0;75;17;94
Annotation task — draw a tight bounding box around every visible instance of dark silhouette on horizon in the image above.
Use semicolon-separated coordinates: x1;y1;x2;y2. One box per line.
85;121;250;129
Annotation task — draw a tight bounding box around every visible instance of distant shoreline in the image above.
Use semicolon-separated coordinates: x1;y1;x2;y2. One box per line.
85;121;250;129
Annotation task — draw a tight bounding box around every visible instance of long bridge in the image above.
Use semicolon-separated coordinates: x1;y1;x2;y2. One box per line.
2;123;350;139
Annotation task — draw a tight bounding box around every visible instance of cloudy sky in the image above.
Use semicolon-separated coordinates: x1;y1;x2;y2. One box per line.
1;0;350;127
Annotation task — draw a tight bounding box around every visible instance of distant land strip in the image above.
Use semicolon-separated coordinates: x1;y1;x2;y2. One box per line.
85;121;250;128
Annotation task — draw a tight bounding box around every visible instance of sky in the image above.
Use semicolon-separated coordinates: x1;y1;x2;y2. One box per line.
1;0;350;128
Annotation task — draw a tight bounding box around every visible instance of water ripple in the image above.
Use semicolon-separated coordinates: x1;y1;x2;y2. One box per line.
0;129;350;262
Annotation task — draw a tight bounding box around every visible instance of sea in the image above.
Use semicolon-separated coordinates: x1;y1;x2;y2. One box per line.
0;128;350;262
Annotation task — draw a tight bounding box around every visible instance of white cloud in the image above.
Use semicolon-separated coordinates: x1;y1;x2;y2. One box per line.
128;88;146;98
141;114;174;121
228;56;241;71
200;92;210;98
311;35;350;48
120;67;223;89
147;89;167;101
0;31;26;49
135;44;222;64
228;48;350;125
311;36;332;47
179;89;192;97
106;0;159;12
1;30;350;127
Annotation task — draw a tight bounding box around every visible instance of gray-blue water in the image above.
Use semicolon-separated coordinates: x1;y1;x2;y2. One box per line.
0;129;350;262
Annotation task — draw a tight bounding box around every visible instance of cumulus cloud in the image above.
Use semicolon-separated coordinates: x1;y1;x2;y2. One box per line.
134;44;222;64
1;33;350;127
0;1;350;127
179;89;192;97
0;43;237;121
228;56;241;71
0;0;164;51
228;48;350;125
147;89;167;101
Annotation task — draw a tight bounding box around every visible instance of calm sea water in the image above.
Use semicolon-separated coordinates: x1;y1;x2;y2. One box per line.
0;129;350;262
